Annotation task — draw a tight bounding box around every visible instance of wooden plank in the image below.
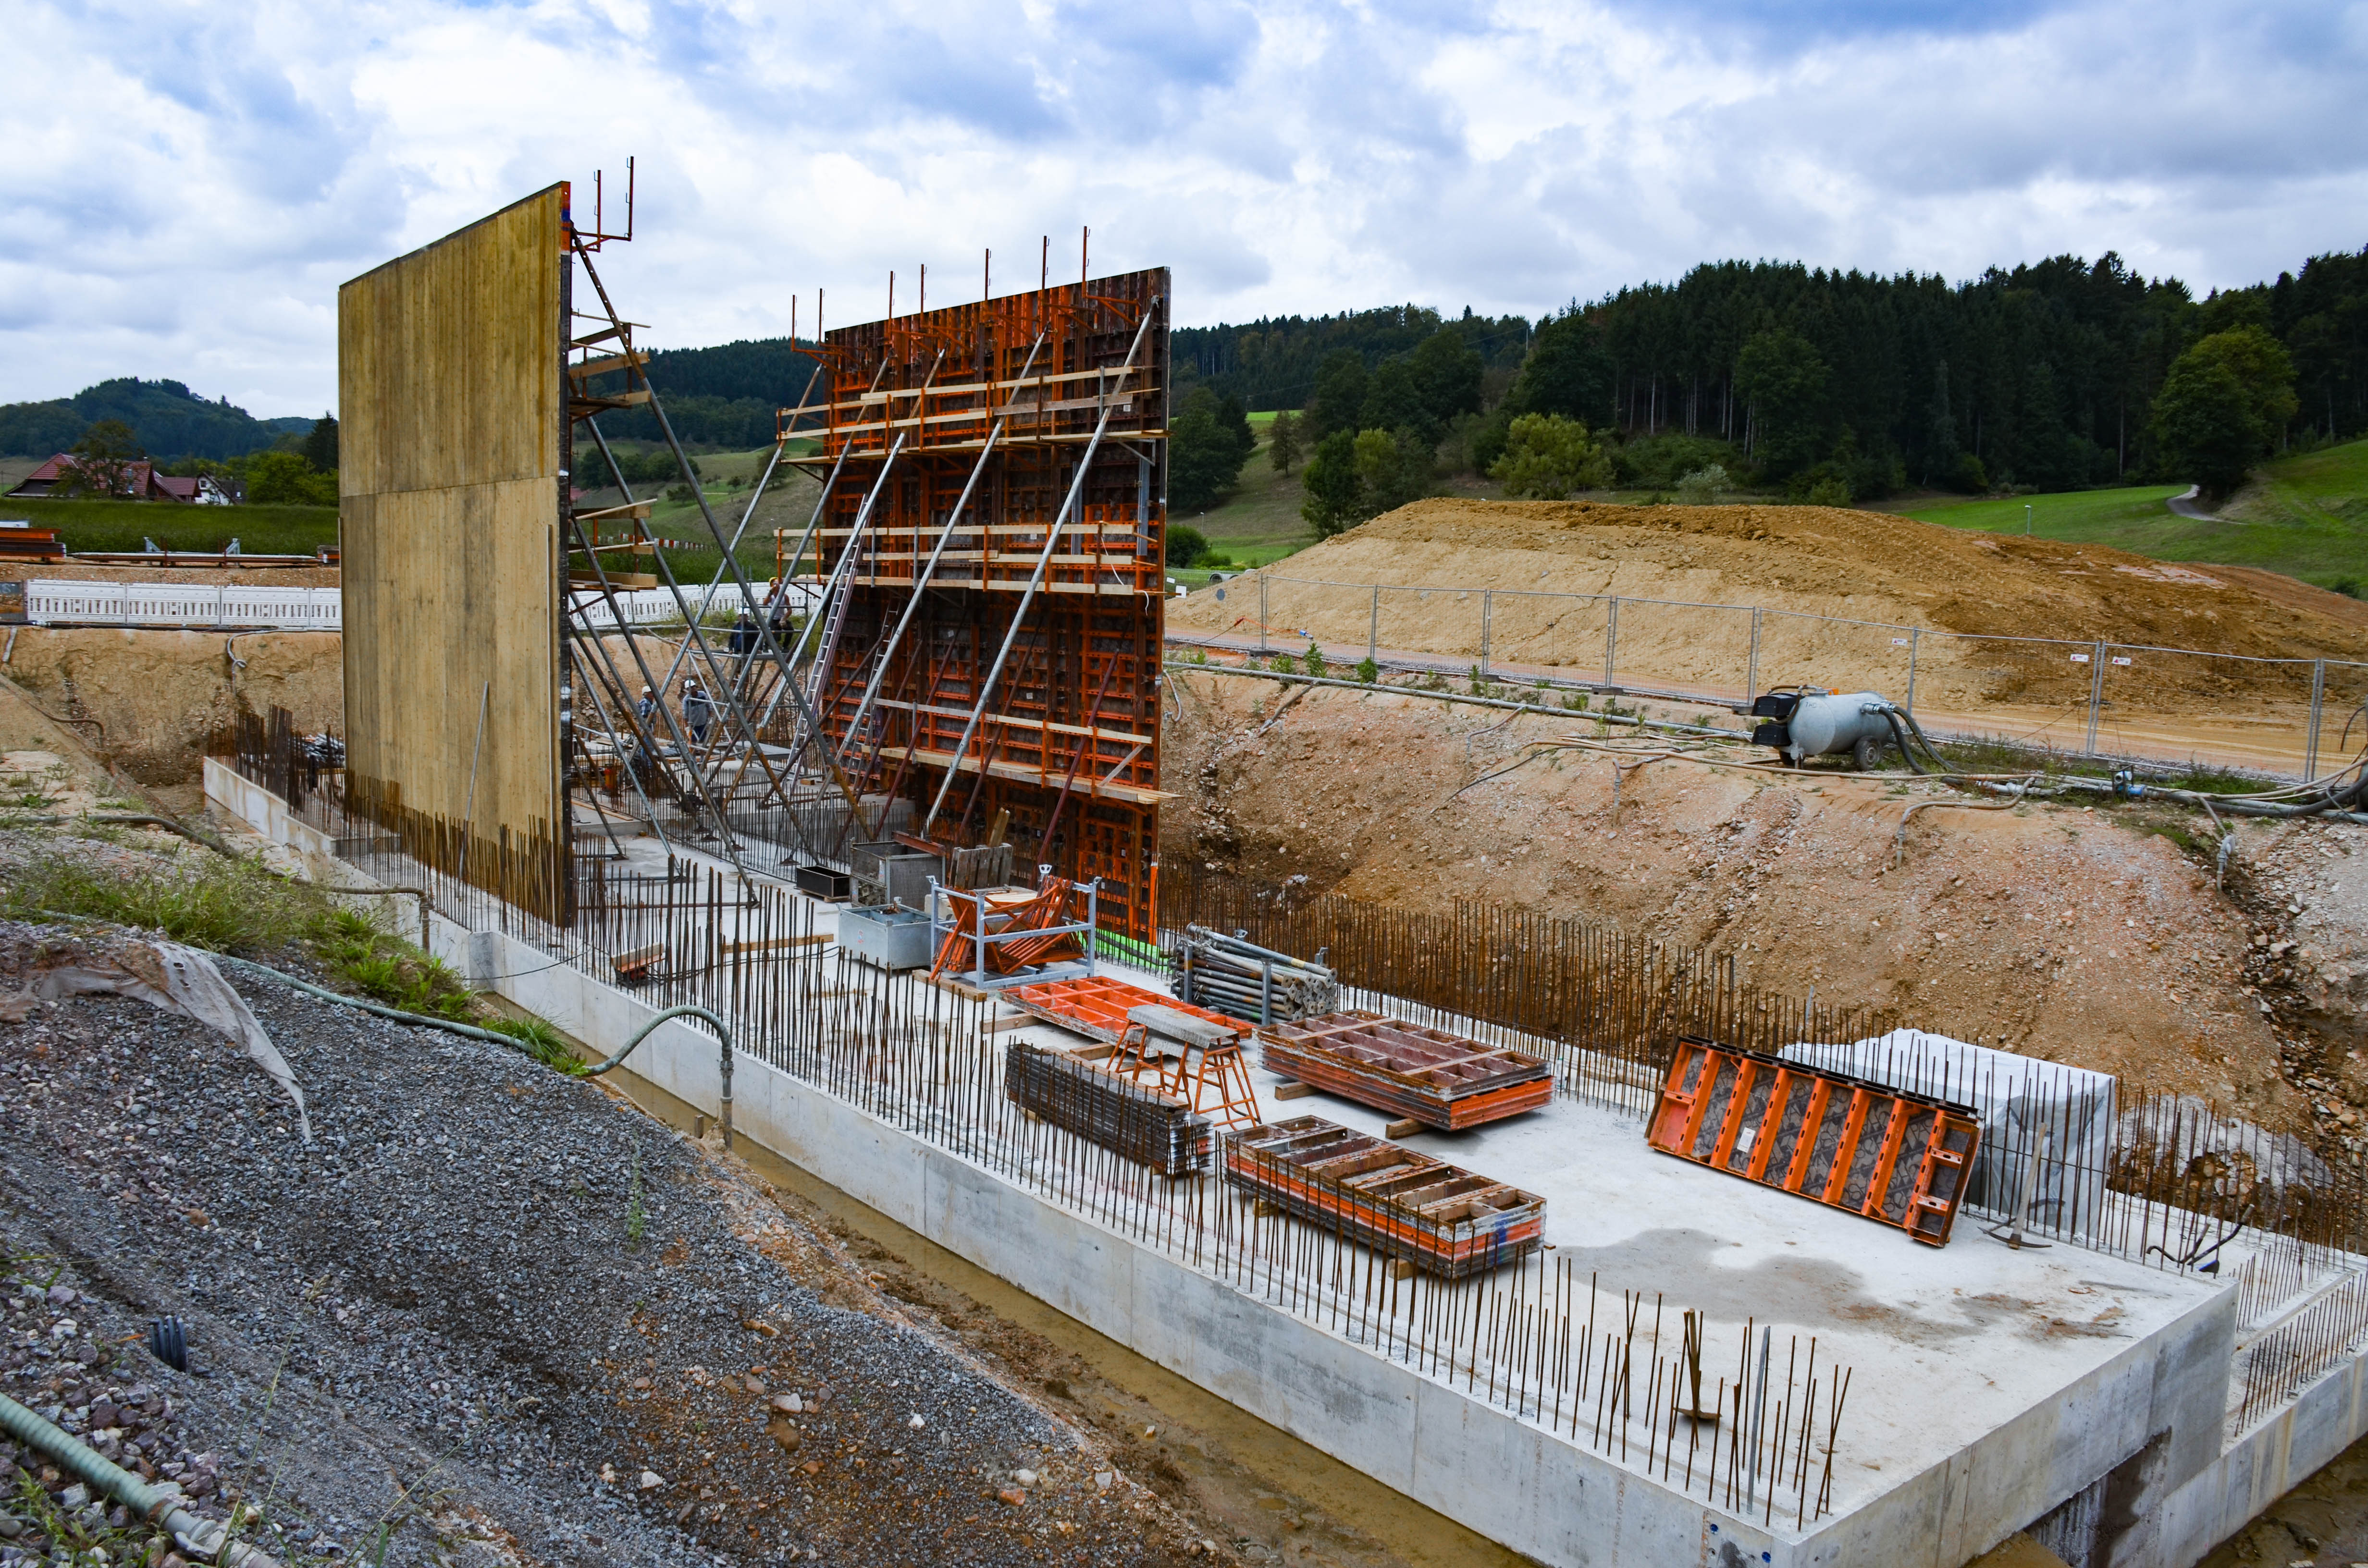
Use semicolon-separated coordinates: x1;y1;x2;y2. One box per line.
568;349;647;379
574;501;653;523
337;184;567;906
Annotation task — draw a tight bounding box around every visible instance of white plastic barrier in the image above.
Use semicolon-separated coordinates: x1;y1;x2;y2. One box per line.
568;584;819;628
24;579;342;630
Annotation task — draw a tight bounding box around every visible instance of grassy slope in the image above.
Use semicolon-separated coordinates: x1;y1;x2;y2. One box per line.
0;496;339;555
1889;440;2368;590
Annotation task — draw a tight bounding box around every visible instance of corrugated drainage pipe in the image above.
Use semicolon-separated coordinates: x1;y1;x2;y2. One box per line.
213;956;737;1150
0;1390;284;1567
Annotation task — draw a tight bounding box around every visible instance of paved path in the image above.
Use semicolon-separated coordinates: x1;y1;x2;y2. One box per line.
2168;484;2224;522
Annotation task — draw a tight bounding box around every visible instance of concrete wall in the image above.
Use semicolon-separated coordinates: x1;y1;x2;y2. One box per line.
2158;1342;2368;1565
194;770;2368;1568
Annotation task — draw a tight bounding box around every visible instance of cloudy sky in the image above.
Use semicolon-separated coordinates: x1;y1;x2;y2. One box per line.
4;0;2362;416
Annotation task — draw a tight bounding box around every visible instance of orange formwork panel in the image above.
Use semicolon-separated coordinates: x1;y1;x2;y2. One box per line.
1647;1038;1982;1246
1258;1010;1554;1131
1008;975;1239;1044
783;268;1170;942
1221;1117;1544;1278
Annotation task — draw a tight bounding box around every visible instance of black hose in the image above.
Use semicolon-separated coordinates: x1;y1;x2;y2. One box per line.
1880;710;1930;775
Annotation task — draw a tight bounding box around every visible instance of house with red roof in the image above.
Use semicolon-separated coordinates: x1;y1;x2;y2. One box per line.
4;454;235;503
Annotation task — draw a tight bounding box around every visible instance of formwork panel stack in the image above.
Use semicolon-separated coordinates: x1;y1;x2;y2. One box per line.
784;269;1171;941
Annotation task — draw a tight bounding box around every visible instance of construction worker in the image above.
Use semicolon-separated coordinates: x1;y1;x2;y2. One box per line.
684;679;714;748
635;685;658;732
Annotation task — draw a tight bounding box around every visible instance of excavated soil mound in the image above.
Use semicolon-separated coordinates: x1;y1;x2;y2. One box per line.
1174;501;2368;717
1;629;341;784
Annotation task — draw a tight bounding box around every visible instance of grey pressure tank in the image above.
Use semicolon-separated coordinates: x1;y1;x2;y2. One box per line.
1749;689;1896;767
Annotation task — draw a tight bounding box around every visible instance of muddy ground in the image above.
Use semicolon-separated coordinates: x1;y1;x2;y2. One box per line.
1159;665;2368;1142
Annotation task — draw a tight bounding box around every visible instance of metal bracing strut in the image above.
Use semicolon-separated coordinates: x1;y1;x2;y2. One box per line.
834;331;1050;765
922;300;1162;834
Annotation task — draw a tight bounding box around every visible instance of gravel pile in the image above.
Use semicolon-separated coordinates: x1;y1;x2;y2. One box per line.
0;911;1200;1567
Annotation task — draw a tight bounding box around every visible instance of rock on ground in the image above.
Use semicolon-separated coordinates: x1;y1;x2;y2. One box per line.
0;912;1211;1568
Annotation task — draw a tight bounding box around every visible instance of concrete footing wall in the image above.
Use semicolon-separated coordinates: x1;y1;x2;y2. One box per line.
195;774;2368;1568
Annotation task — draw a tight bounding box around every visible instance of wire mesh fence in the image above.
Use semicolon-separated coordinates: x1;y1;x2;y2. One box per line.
1172;573;2368;783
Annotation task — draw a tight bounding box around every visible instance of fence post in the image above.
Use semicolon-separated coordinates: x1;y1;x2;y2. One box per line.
1258;574;1269;655
1745;607;1762;704
1480;589;1492;678
2084;640;2108;756
1368;585;1379;665
2305;659;2327;781
1906;628;1921;714
1604;597;1619;689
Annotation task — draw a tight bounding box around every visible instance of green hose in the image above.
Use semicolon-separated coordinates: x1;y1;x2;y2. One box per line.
0;1390;282;1567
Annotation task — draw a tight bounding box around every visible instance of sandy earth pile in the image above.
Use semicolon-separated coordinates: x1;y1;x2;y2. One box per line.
1161;669;2368;1138
1172;501;2368;716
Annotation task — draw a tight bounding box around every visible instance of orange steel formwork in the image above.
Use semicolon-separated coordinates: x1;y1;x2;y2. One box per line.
1257;1010;1554;1131
1646;1039;1982;1247
780;267;1171;940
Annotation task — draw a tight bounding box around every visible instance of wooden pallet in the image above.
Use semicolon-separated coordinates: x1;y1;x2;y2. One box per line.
1647;1039;1981;1247
1258;1010;1552;1130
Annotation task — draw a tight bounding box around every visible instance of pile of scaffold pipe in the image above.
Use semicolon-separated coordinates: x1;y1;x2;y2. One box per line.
1221;1116;1545;1278
1173;925;1339;1025
1259;1010;1554;1131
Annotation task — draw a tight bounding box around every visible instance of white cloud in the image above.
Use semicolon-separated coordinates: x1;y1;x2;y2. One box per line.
0;0;2359;416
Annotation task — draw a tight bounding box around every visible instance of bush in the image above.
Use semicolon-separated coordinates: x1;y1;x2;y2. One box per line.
1802;476;1853;507
2333;577;2362;599
1490;413;1612;500
1303;643;1326;679
1946;452;1989;494
1355;656;1379;683
1167;524;1210;569
1674;464;1732;504
243;449;337;507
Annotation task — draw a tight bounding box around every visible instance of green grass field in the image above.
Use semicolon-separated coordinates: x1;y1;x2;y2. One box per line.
1891;440;2368;592
0;496;340;556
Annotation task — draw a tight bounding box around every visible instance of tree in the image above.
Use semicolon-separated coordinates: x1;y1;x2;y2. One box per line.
1165;524;1210;570
1168;385;1252;513
1359;361;1431;445
1268;410;1303;474
1353;428;1433;516
1509;314;1614;426
2182;326;2299;447
1300;430;1364;537
2149;357;2261;499
60;419;143;498
1408;329;1484;430
244;449;337;506
1734;327;1829;476
300;413;339;473
1305;350;1369;442
1488;414;1612;500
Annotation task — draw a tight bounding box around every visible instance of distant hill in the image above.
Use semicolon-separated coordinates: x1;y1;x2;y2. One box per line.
0;378;310;461
596;337;822;449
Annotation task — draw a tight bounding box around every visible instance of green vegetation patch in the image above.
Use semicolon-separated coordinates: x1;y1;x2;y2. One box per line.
2;496;339;556
0;847;581;1070
1899;445;2368;593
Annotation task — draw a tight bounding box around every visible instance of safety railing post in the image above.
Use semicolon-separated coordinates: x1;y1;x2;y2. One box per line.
1479;589;1492;678
2084;640;2108;756
1368;585;1380;665
1745;607;1762;704
2306;659;2326;781
1603;597;1619;689
1906;628;1921;714
1258;574;1269;655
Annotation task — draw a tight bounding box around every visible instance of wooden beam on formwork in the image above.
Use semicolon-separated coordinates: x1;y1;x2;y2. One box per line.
794;268;1171;941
